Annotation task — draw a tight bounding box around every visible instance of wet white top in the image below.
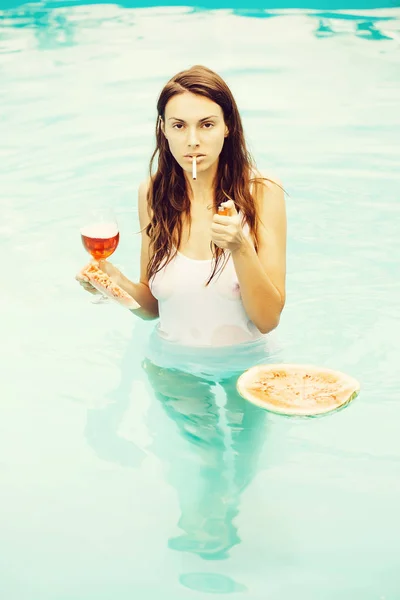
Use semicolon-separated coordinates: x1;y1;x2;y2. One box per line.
149;220;265;347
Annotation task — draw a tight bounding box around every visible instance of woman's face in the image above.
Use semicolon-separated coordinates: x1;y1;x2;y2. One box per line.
162;91;228;176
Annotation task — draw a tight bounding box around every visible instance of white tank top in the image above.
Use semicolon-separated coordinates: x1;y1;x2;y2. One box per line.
149;219;265;348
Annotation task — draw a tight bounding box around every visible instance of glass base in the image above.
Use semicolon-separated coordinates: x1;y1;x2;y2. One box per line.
90;294;109;304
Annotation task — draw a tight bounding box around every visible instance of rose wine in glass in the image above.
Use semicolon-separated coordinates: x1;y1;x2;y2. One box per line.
81;222;119;260
80;209;119;302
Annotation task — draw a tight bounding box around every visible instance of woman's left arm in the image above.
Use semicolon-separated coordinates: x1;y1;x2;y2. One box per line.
211;177;287;334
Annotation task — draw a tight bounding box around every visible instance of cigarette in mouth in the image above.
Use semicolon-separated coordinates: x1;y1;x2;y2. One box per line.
192;156;197;180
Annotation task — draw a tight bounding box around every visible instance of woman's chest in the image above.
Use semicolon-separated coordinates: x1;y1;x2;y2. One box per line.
152;253;241;303
178;212;215;260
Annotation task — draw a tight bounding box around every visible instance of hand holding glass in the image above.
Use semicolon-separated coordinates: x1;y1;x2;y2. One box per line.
80;209;119;303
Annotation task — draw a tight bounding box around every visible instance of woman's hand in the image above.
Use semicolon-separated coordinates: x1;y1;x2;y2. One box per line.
75;265;99;295
210;200;246;253
75;260;123;295
96;260;123;285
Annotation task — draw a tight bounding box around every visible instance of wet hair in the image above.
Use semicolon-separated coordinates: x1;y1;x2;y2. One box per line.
146;64;273;285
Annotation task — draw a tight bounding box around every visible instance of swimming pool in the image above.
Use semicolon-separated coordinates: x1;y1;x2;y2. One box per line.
1;1;400;597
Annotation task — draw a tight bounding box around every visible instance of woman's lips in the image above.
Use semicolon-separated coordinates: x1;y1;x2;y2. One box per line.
185;155;205;161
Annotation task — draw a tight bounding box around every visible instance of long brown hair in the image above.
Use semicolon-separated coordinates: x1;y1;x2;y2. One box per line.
146;64;267;285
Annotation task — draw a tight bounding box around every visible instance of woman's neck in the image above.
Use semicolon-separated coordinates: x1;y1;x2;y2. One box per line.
184;160;218;207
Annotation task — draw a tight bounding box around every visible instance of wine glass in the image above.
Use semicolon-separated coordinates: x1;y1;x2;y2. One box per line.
80;208;119;303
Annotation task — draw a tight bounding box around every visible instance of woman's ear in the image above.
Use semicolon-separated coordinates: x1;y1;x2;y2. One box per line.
224;126;229;138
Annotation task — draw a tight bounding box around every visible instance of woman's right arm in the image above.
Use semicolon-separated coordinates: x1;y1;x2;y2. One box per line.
114;178;159;320
82;179;158;320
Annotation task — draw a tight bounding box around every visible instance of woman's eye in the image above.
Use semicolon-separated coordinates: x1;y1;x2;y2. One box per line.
172;122;214;130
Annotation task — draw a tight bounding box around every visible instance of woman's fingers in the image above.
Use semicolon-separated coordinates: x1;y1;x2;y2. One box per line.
75;269;89;282
97;260;115;278
75;273;100;295
82;283;100;295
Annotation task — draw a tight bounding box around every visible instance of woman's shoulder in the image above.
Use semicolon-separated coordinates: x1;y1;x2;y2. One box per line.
250;169;285;215
138;176;154;225
250;168;283;191
138;175;153;199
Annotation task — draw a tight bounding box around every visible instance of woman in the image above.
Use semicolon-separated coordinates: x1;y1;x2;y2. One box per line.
77;65;287;558
77;64;287;358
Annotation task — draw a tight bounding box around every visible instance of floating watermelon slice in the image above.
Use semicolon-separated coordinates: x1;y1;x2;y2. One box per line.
236;363;360;416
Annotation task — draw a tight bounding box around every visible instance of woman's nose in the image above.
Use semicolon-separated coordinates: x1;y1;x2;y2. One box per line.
187;126;200;147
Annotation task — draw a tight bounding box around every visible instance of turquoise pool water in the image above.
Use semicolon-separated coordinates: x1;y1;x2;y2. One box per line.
1;1;400;598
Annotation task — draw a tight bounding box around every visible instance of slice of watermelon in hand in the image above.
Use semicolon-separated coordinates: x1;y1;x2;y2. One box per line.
79;262;140;310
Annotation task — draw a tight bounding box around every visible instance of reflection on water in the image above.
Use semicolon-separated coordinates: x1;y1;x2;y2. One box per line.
84;370;147;469
314;14;397;40
143;358;268;560
180;571;248;593
0;6;77;50
1;2;399;52
82;322;276;562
